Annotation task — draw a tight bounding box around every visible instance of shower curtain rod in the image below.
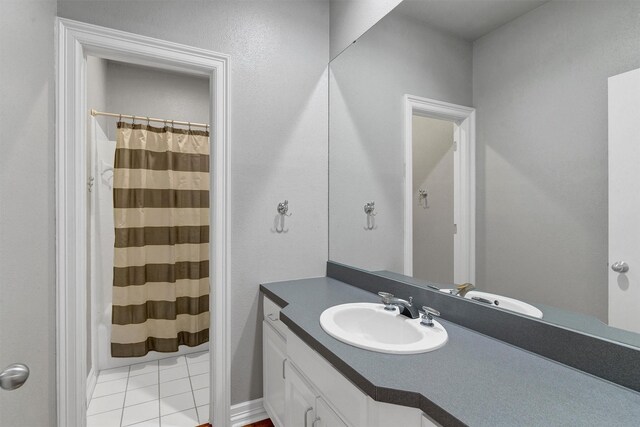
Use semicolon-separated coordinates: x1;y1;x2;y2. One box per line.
90;109;210;129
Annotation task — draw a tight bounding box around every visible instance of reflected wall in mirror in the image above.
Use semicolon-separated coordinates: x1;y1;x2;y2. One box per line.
329;0;640;345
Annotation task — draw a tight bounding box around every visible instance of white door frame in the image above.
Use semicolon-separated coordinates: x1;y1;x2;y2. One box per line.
403;94;475;285
55;18;231;427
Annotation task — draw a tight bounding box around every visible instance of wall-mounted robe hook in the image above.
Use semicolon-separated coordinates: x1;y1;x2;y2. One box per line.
364;201;377;230
275;200;291;233
418;189;428;208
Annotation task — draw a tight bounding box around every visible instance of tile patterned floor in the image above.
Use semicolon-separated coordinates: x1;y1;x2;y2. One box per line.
87;351;209;427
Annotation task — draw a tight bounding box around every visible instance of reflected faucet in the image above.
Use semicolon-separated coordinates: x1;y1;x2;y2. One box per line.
449;283;475;298
378;292;420;319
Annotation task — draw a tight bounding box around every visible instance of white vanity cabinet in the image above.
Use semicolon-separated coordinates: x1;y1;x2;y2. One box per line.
285;361;347;427
263;296;441;427
263;298;288;427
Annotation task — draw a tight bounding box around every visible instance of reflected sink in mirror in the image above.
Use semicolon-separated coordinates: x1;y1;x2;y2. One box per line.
441;289;543;319
319;303;447;354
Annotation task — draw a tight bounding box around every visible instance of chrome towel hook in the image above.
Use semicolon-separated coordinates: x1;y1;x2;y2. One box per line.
418;189;428;208
275;200;292;233
364;201;377;230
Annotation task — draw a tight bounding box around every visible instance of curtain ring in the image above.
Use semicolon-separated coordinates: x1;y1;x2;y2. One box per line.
118;114;122;122
132;115;136;125
188;122;192;132
146;116;150;126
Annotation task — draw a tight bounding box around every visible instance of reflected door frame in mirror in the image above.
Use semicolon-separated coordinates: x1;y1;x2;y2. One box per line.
403;95;475;285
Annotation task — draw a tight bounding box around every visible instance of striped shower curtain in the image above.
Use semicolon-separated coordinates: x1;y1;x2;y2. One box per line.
111;122;210;357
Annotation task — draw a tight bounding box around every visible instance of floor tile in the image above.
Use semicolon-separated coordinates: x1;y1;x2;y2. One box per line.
92;377;128;398
128;418;160;427
161;408;199;427
86;408;123;427
193;387;209;407
121;400;159;426
185;352;209;365
187;360;209;376
160;391;195;416
159;377;192;398
87;391;125;416
96;366;129;383
158;355;186;371
190;373;209;390
159;365;189;383
125;384;159;407
196;404;210;424
129;361;158;377
127;372;158;391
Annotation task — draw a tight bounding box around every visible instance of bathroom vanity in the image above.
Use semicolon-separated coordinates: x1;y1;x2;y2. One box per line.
262;295;438;427
261;264;640;427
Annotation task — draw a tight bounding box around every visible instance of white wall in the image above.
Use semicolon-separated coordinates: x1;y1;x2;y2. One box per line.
58;0;330;404
330;0;402;59
412;116;454;284
329;6;472;273
0;0;57;425
473;0;640;320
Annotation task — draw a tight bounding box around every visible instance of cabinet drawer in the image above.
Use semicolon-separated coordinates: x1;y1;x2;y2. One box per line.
287;331;367;427
263;296;288;337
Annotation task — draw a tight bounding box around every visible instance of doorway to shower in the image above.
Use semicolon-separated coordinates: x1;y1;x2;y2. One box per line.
56;18;230;427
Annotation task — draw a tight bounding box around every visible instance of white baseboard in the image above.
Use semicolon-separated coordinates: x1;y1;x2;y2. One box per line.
86;368;98;405
230;398;268;427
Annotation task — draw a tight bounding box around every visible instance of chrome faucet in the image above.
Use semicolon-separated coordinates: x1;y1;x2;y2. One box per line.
421;306;441;327
377;292;420;319
449;283;475;298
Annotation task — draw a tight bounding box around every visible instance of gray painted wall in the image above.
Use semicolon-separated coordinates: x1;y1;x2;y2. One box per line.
0;0;57;425
473;0;640;320
329;5;472;274
329;0;402;59
103;60;210;139
412;116;454;284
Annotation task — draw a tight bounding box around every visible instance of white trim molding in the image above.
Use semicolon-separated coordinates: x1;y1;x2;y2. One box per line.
55;18;231;427
403;94;476;285
230;398;269;427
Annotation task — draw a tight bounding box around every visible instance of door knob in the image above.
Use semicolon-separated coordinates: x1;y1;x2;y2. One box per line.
0;363;29;390
611;261;629;273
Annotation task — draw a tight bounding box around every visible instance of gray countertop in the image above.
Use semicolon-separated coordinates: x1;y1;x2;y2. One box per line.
261;276;640;427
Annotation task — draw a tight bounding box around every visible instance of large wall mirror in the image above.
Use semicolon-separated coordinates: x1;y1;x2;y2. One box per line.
329;0;640;347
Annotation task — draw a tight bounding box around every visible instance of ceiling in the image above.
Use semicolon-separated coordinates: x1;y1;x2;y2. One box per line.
397;0;549;41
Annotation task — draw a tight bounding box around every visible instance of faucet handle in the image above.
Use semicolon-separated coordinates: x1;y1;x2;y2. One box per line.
378;292;396;311
421;306;440;327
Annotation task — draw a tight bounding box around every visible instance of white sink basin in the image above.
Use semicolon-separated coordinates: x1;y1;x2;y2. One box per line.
319;303;448;354
441;289;543;319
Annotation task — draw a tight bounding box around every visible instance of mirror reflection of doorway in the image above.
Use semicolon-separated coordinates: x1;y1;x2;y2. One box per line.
411;115;455;284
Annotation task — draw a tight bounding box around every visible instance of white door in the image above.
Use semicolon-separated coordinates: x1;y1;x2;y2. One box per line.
285;362;317;427
608;68;640;333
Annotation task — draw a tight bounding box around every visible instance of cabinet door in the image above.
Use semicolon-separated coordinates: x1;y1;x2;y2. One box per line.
314;397;347;427
263;321;287;427
285;362;318;427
